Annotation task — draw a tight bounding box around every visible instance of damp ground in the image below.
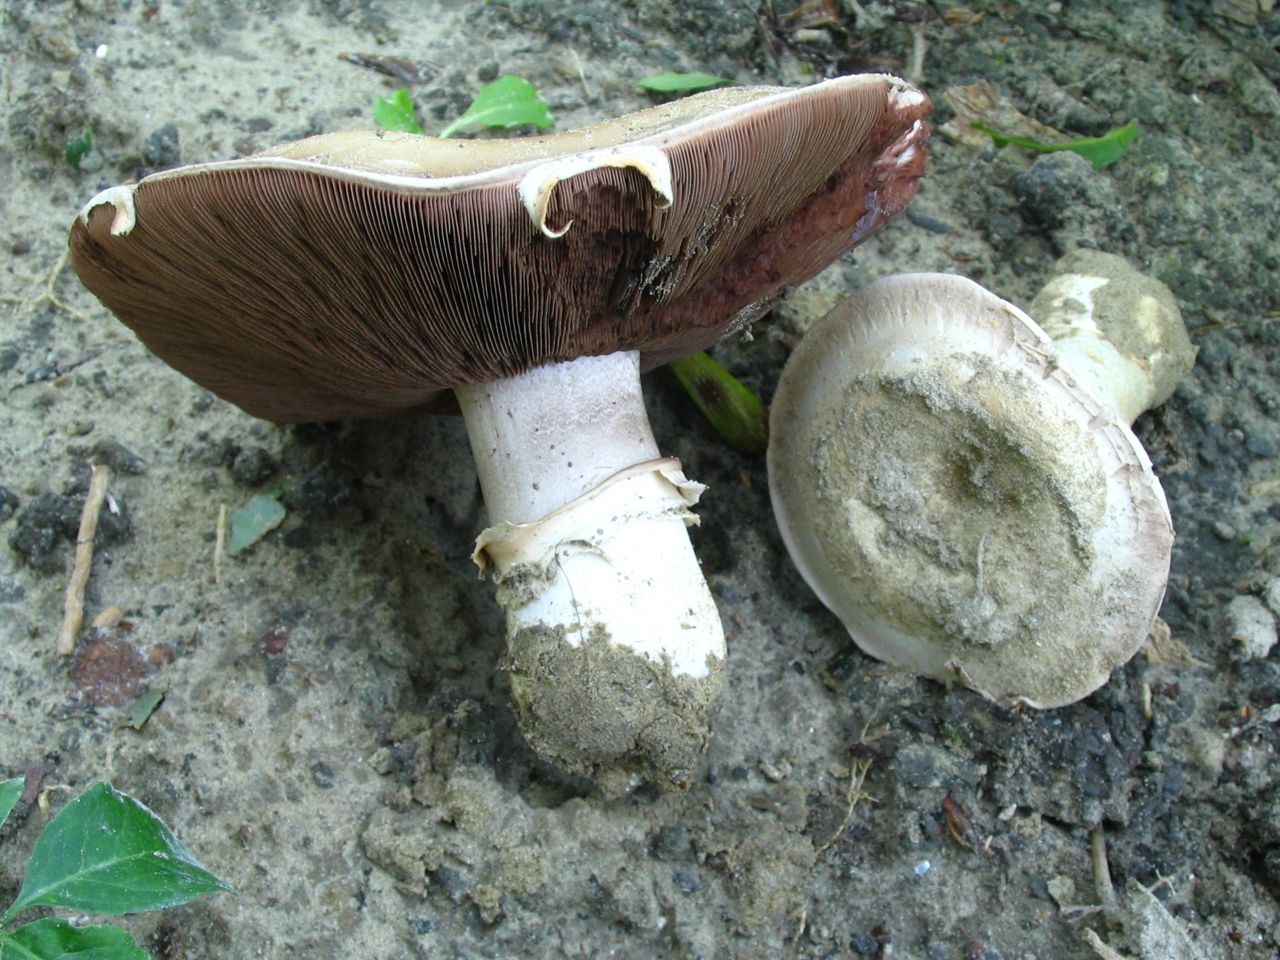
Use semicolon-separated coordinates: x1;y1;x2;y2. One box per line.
1;2;1278;958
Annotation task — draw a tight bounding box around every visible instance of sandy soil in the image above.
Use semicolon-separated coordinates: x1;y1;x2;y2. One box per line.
2;1;1279;958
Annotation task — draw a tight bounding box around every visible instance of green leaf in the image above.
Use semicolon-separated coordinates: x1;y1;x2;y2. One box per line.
66;129;94;169
0;783;231;925
372;88;424;135
0;918;149;960
637;71;733;94
0;778;23;831
227;488;286;557
670;352;769;454
439;76;553;138
970;120;1140;171
125;689;166;731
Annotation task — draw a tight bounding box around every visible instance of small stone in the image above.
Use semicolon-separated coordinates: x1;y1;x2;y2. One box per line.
1046;874;1076;906
651;824;691;861
673;870;701;894
143;123;181;170
410;916;436;935
8;493;77;573
0;487;18;522
230;446;279;487
758;757;791;782
311;761;335;789
1263;578;1280;618
0;576;25;603
850;934;878;956
1226;594;1276;659
89;438;148;475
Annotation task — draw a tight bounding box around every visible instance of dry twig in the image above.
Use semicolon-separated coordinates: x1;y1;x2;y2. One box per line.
57;462;111;656
908;23;927;82
1084;928;1132;960
7;248;92;324
817;718;884;855
1061;827;1118;920
214;503;228;585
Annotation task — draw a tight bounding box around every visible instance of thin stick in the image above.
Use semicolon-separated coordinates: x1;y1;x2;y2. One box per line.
909;24;927;83
214;503;227;586
57;463;110;656
817;718;885;855
1083;928;1131;960
6;248;93;324
1061;827;1119;920
1089;826;1116;908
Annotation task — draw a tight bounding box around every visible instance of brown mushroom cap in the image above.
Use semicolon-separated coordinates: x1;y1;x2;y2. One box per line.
70;75;929;423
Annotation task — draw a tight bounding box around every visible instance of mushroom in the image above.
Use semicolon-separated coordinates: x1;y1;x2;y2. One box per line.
768;259;1193;708
68;74;931;791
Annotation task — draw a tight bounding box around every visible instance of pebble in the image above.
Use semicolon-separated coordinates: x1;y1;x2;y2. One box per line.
0;487;18;522
230;446;279;487
1226;594;1277;659
1264;578;1280;617
8;492;77;573
89;438;148;475
758;757;791;782
143;122;181;170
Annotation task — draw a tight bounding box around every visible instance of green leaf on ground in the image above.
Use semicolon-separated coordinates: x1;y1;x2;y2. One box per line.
0;778;23;831
373;88;424;134
970;120;1139;170
638;71;733;94
439;76;554;138
66;129;94;169
226;488;286;556
0;917;149;960
0;782;231;925
670;352;769;454
125;688;166;731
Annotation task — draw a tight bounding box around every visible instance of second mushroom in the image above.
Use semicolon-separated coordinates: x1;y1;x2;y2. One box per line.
768;257;1194;708
69;74;930;792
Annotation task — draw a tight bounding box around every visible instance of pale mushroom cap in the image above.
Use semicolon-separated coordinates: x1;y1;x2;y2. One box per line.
768;273;1174;708
69;74;929;423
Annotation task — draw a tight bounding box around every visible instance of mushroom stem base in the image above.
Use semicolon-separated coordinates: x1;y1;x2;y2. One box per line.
474;459;725;793
458;352;726;792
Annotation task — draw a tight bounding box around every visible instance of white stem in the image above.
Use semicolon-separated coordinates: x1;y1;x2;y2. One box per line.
455;351;726;792
456;352;662;524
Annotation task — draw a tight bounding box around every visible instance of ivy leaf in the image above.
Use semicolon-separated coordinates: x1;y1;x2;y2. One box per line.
226;488;286;556
0;783;231;925
970;120;1140;170
439;76;553;138
670;352;768;454
0;778;23;831
0;917;149;960
637;71;733;94
372;88;424;134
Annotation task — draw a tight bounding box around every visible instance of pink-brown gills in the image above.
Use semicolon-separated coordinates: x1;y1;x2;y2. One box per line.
70;75;929;423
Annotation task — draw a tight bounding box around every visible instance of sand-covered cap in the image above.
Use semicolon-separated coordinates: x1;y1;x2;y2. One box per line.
69;74;929;423
768;274;1174;708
